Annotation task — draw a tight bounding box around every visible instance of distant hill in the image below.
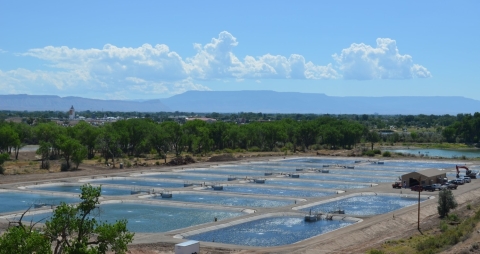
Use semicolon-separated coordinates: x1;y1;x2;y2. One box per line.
1;91;479;114
160;90;480;115
0;94;170;112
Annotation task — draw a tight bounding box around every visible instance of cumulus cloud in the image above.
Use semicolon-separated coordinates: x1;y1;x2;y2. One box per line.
333;38;431;80
0;33;431;98
187;31;338;80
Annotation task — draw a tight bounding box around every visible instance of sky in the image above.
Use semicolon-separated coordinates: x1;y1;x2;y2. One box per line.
0;1;479;100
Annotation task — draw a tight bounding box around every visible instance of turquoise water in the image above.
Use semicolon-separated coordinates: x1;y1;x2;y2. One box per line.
265;179;370;189
30;185;131;196
300;195;426;216
216;186;335;198
22;203;244;233
370;161;456;168
187;216;353;246
0;192;79;214
83;178;184;188
299;173;395;183
388;148;480;159
151;193;293;208
142;173;227;181
183;169;266;176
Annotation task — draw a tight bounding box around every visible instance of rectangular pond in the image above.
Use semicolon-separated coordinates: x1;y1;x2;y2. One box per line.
297;193;428;216
150;192;295;208
0;191;79;214
182;169;266;176
264;179;371;189
21;202;245;233
186;216;354;247
28;184;132;196
298;173;395;183
139;173;229;182
81;178;184;189
211;186;336;198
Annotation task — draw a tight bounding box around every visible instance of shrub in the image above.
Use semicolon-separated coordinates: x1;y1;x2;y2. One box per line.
448;213;459;222
248;146;261;152
367;250;385;254
438;189;458;218
440;221;448;232
155;161;160;166
467;204;472;210
373;149;381;154
382;151;392;157
364;150;376;157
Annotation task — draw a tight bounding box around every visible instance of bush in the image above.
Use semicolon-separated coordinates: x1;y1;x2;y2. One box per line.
364;150;376;157
382;151;392;157
367;250;385;254
155;161;160;166
440;221;449;232
373;149;381;154
248;146;261;152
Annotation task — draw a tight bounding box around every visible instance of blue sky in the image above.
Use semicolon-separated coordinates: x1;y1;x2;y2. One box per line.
1;1;479;100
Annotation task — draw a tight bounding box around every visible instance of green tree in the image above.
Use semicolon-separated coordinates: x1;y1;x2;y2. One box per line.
96;125;122;168
0;210;52;254
71;145;88;170
437;189;458;218
57;136;84;170
366;131;380;150
0;153;9;174
36;141;52;169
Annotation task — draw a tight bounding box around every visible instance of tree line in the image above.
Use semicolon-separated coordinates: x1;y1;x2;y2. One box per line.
0;117;366;169
1;112;479;171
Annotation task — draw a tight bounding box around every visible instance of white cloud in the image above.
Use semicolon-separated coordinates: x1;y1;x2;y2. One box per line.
0;33;431;99
333;38;431;80
187;31;338;80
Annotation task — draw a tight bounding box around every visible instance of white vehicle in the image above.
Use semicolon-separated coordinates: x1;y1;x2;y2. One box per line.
461;176;471;183
431;184;443;190
455;178;465;185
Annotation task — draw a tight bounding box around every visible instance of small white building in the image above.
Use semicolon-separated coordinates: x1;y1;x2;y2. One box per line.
68;105;76;120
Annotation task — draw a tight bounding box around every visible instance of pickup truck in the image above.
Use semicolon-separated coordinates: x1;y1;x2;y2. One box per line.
411;185;423;192
431;184;443;190
423;185;435;192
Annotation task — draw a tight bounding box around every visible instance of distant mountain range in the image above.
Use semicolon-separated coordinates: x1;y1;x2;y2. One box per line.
1;91;479;115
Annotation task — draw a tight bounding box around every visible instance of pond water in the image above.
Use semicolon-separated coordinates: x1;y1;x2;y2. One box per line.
182;169;266;176
214;186;335;198
83;178;184;188
0;192;79;214
370;160;456;168
299;173;395;183
387;148;480;159
21;203;244;233
29;185;131;196
141;173;228;182
187;216;353;246
300;194;427;216
150;193;294;208
265;179;370;189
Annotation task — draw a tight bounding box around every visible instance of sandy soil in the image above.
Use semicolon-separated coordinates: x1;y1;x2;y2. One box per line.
2;149;480;254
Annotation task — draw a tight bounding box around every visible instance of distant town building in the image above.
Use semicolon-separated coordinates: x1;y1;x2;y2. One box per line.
68;105;75;120
186;117;217;123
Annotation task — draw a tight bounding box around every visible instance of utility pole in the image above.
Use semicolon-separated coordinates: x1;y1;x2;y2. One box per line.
417;176;421;230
